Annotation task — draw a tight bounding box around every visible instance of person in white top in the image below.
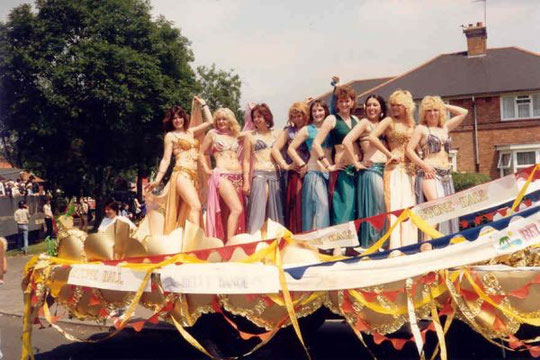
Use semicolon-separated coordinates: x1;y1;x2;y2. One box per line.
0;237;7;285
14;201;30;254
98;201;136;232
43;199;54;238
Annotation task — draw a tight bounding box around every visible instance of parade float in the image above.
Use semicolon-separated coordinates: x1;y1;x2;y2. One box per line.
20;164;540;359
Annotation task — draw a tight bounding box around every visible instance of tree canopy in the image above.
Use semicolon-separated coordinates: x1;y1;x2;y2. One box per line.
0;0;243;217
196;64;243;125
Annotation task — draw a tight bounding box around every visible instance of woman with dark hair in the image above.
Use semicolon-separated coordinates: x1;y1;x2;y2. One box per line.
243;103;284;234
312;84;358;226
271;102;309;233
199;106;247;242
145;97;213;234
342;95;389;248
288;100;334;231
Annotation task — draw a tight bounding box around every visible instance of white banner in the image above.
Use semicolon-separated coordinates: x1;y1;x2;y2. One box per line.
284;209;540;291
412;174;527;226
292;221;359;250
159;263;280;294
68;264;150;292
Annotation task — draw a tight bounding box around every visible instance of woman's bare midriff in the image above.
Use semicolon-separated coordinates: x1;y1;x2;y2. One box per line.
215;151;242;172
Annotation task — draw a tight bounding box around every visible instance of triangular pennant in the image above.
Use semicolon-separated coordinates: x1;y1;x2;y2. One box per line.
193;249;212;261
390;338;408;351
354;318;369;331
508;284;530;299
341;295;354;314
360;290;377;302
372;332;386;345
88;293;101;306
382;290;401;302
492;316;507;332
242;242;259;256
99;307;110;319
217;246;235;261
148;314;160;324
528;345;540;358
489;294;505;304
507;334;523;350
368;214;386;231
439;303;454;316
131;321;145;332
459;288;478;301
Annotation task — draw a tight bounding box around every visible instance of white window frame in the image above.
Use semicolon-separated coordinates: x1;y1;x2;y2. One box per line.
496;143;540;177
449;149;458;171
500;92;540;121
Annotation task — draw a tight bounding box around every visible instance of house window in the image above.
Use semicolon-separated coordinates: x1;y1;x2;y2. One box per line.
501;93;540;121
497;145;540;177
448;149;458;171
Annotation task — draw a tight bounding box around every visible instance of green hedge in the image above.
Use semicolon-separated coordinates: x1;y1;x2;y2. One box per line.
452;172;492;192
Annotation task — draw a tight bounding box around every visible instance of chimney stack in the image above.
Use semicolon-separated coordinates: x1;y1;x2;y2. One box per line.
463;22;487;57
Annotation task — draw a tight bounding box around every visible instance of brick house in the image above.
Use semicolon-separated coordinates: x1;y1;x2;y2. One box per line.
319;23;540;179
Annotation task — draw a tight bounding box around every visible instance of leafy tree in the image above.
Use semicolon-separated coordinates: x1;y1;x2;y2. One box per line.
196;64;243;125
0;0;199;228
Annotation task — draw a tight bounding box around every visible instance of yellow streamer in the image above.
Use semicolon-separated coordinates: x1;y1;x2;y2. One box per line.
509;164;539;215
406;278;425;359
170;315;215;359
361;209;411;255
276;235;311;360
429;284;447;360
21;292;35;360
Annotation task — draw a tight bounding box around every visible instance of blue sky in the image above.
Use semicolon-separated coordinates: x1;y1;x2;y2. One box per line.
2;0;539;126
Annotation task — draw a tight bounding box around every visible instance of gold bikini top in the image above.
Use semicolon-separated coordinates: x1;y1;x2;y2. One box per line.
172;136;199;153
386;122;412;151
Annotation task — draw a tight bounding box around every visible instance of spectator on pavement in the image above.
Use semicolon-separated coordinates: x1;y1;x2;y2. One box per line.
14;200;30;254
0;237;7;285
43;198;54;239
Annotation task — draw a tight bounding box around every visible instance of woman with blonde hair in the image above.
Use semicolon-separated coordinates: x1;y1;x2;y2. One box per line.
199;106;247;242
406;96;468;237
368;90;416;249
271;102;309;233
144;97;213;234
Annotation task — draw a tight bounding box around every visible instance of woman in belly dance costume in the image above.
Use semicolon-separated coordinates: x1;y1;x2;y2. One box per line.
313;85;358;225
288;100;333;231
199;107;246;242
342;95;388;248
406;96;468;237
368;90;416;249
271;102;309;233
145;98;212;235
243;103;284;234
